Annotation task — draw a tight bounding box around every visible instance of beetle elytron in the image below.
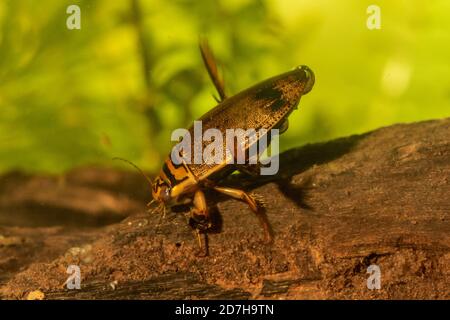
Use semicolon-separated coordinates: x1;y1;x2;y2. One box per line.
151;41;314;251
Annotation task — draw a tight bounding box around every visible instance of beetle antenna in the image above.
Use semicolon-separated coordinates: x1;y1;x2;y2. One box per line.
112;157;153;187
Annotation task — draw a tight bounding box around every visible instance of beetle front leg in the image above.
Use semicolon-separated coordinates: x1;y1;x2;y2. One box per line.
213;186;273;243
189;189;211;256
189;189;212;231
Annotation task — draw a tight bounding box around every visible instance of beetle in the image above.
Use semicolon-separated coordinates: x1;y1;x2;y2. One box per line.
151;41;314;252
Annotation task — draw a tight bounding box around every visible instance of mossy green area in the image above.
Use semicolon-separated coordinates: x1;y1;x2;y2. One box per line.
0;0;449;173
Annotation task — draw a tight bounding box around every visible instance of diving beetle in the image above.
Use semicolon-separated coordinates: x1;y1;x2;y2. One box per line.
150;41;314;251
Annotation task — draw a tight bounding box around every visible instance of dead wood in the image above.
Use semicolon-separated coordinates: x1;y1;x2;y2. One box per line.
0;118;449;299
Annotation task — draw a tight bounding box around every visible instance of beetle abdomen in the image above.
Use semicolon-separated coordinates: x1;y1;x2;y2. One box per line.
185;66;314;179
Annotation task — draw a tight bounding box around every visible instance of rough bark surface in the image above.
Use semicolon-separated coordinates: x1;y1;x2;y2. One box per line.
0;118;449;299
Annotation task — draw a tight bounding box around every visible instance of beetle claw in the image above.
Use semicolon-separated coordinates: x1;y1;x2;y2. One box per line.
189;215;212;232
194;230;209;257
250;192;267;208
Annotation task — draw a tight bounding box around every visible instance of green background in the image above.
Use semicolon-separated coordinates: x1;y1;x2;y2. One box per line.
0;0;449;173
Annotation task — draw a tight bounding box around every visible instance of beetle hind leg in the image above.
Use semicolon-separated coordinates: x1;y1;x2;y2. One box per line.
199;39;227;102
213;186;273;243
214;186;258;211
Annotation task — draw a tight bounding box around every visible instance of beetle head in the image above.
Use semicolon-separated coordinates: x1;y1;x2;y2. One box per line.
151;176;172;205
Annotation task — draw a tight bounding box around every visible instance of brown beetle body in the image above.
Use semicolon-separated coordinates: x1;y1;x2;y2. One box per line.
151;42;314;249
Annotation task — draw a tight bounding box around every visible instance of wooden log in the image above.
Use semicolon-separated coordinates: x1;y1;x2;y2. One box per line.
0;118;449;299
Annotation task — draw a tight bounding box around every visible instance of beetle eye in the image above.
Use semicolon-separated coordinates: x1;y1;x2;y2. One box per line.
160;186;171;203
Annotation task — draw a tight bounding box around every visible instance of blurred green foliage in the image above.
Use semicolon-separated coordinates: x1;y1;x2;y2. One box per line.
0;0;449;173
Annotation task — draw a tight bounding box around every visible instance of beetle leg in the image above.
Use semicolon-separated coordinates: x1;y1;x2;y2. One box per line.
213;186;257;212
189;189;212;231
194;229;209;257
189;189;210;256
213;186;273;243
199;39;227;101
